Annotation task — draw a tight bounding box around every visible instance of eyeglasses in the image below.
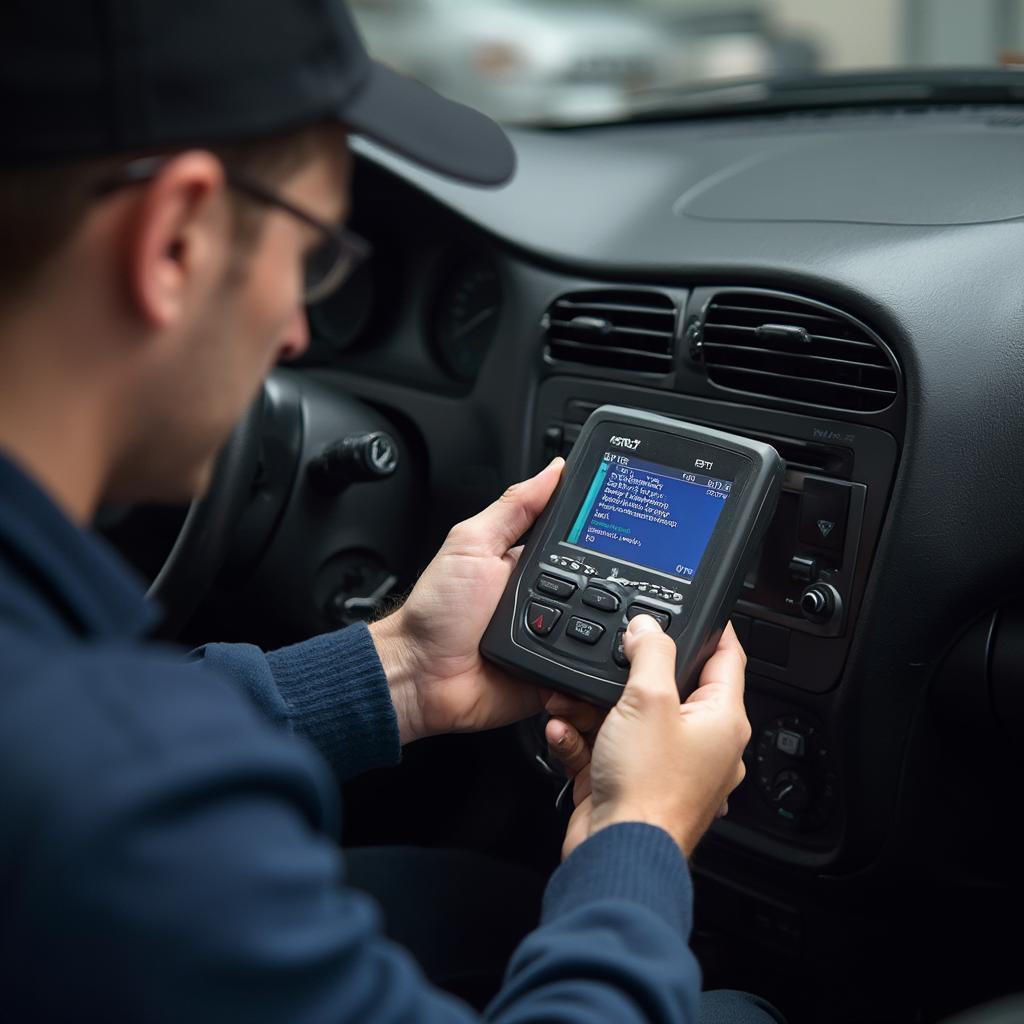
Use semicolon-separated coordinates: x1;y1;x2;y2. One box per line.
95;156;371;304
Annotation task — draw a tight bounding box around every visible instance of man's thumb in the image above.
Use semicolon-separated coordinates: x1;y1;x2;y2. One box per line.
459;457;564;556
620;615;680;708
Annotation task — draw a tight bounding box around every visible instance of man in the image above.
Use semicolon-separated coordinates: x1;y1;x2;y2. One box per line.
0;1;781;1021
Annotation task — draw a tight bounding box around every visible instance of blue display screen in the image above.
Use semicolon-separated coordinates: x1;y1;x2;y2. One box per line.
566;453;732;582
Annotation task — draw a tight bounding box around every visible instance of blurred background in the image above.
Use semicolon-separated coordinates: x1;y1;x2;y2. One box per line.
349;0;1024;124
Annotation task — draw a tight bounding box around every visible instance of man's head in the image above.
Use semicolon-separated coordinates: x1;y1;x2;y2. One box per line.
0;125;353;505
0;0;514;518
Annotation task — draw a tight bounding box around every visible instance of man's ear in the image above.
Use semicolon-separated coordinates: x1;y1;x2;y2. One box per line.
125;152;228;328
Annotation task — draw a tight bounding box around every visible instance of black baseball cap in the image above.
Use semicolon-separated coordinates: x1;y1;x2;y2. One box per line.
2;0;515;186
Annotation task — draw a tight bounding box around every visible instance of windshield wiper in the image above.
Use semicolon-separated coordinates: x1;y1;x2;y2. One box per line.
619;69;1024;122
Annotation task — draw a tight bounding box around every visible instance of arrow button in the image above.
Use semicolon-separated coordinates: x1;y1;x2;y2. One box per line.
525;601;561;637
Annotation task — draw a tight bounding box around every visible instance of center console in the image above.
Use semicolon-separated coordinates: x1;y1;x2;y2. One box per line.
534;376;899;852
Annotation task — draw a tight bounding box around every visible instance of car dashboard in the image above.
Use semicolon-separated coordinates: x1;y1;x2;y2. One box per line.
215;103;1024;1021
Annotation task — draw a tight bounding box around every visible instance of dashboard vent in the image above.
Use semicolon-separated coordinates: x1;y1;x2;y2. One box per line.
694;291;898;413
543;290;676;374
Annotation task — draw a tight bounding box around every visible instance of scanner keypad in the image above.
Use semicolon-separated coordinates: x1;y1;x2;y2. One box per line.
528;561;683;671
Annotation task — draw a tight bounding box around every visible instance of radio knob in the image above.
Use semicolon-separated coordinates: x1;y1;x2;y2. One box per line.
799;582;842;625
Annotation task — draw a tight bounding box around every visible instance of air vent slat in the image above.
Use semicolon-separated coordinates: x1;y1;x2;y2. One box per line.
807;334;883;352
548;319;673;345
611;325;673;342
711;363;894;397
696;290;898;413
545;289;677;374
547;338;672;361
555;300;675;319
709;303;843;328
701;342;895;385
705;322;882;355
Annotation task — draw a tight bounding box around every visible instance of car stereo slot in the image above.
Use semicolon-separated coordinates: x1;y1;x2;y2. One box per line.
558;399;854;479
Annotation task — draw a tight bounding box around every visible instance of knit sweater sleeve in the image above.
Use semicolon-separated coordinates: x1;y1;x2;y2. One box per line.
193;622;400;781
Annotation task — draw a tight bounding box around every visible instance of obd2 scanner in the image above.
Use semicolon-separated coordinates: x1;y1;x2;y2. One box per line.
481;406;783;705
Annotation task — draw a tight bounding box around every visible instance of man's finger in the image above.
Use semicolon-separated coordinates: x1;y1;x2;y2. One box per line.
502;544;525;569
545;717;591;779
544;692;606;738
620;615;679;710
572;762;593;805
687;622;746;707
718;621;746;664
451;458;564;557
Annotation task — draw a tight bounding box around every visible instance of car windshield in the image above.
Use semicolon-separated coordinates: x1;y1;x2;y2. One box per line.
350;0;1024;125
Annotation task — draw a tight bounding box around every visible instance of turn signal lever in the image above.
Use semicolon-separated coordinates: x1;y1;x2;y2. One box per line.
308;431;399;494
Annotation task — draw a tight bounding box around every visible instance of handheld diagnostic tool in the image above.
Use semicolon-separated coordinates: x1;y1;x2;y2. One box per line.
481;406;784;705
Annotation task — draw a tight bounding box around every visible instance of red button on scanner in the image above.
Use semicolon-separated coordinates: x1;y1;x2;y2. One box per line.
526;601;561;637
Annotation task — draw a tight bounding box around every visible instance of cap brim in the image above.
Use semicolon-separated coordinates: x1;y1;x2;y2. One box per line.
340;61;515;187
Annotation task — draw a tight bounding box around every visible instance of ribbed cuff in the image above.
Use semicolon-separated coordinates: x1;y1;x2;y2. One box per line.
543;823;693;939
264;623;402;782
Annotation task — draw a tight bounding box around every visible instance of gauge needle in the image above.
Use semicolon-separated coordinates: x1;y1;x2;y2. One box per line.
451;306;497;341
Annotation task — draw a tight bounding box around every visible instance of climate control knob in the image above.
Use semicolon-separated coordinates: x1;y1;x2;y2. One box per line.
770;769;811;814
799;582;842;625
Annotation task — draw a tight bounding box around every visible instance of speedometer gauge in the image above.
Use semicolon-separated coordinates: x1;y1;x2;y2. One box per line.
307;259;374;355
431;257;502;382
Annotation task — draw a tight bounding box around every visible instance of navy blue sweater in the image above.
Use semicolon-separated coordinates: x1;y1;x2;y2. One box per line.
0;452;702;1022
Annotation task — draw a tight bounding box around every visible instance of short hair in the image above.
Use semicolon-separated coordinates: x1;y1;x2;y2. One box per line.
0;122;332;308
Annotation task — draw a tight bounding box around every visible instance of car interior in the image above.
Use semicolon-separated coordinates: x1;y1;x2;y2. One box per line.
100;58;1024;1024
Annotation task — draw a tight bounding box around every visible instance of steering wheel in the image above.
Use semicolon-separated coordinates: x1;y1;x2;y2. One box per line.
146;386;266;639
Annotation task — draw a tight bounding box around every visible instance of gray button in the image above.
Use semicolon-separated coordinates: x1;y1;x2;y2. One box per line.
776;729;805;758
582;586;620;613
566;616;605;645
536;573;576;600
626;604;671;631
612;629;629;667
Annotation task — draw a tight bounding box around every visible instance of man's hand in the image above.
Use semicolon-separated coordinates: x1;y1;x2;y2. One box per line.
544;693;605;861
370;458;564;745
548;617;751;860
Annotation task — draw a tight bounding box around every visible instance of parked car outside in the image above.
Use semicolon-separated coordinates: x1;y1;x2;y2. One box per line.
349;0;799;124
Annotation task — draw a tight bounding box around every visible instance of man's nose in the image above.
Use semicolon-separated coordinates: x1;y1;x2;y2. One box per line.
278;305;310;362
